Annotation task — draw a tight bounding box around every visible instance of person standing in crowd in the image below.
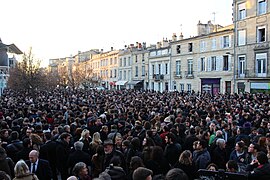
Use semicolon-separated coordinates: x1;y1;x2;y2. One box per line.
0;147;14;178
56;132;72;180
79;129;92;155
132;167;153;180
246;152;270;179
13;160;38;180
5;131;23;162
193;140;211;170
174;150;196;180
26;150;52;180
39;132;58;180
212;138;227;169
71;162;91;180
229;141;249;171
67;141;91;175
164;132;182;166
102;139;126;172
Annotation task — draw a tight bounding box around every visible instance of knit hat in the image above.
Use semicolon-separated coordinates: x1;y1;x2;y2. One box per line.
133;167;153;180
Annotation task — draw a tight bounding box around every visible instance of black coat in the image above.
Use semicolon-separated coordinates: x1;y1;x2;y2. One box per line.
26;159;52;180
67;150;91;174
16;147;32;162
39;140;58;180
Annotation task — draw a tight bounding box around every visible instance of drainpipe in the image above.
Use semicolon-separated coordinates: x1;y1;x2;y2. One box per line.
233;0;237;93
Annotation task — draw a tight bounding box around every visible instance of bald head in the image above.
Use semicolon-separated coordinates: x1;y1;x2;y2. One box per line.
29;150;39;163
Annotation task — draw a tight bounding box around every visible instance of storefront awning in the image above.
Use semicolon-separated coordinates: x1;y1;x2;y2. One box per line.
128;80;142;85
115;81;127;86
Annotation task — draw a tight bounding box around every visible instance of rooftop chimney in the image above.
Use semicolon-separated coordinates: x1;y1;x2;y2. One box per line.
179;32;184;40
111;47;113;51
172;33;177;41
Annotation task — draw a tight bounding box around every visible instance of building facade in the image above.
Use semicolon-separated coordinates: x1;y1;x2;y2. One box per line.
233;0;270;93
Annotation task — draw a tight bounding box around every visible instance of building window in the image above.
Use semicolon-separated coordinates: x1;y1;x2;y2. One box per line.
257;26;266;42
211;56;217;71
110;70;113;78
119;71;122;80
152;82;154;90
200;57;206;71
142;54;145;62
128;57;131;66
124;71;126;80
119;58;122;67
142;66;145;76
124;58;126;66
114;69;117;77
238;3;246;20
152;65;155;75
223;36;230;48
188;43;193;52
158;64;161;74
188;59;193;75
187;84;191;93
135;66;138;77
114;57;117;64
165;63;168;74
200;41;206;52
176;60;181;75
238;56;246;76
258;0;267;15
212;38;216;50
238;29;246;46
176;45;181;54
135;55;138;63
223;55;229;71
110;58;112;65
180;84;184;92
256;53;267;76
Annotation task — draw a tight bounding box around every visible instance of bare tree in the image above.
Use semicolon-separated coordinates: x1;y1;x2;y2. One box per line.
8;48;46;92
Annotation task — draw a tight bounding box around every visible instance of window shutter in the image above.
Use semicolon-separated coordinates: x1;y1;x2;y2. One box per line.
229;35;232;47
220;56;224;71
220;37;224;49
197;58;201;72
228;55;232;71
216;56;221;71
168;62;170;74
149;64;152;76
207;57;212;71
155;64;158;74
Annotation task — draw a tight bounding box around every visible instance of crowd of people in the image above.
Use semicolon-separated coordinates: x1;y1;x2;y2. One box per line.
0;88;269;180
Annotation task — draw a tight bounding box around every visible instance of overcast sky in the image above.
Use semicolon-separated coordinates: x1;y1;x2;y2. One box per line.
0;0;233;66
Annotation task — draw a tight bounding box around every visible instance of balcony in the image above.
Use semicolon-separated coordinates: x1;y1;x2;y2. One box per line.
236;70;270;79
173;71;182;79
185;71;194;79
153;74;164;81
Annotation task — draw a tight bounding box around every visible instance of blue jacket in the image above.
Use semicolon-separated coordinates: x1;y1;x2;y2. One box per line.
193;148;211;170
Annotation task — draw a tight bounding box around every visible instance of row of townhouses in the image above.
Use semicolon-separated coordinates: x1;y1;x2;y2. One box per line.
49;0;270;94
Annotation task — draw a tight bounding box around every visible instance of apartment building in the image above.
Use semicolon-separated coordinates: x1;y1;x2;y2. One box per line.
130;43;148;90
148;40;171;91
171;22;234;94
234;0;270;93
117;49;132;90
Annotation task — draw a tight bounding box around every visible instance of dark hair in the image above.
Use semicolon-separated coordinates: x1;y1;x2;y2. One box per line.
257;152;268;165
165;132;176;143
22;138;31;148
165;168;188;180
199;140;208;149
130;156;144;170
60;132;71;140
151;146;163;161
10;131;19;141
226;160;238;171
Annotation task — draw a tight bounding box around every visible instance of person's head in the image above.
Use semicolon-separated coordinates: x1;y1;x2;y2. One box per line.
165;132;176;144
72;162;88;178
196;140;207;151
22;138;32;148
216;138;226;149
80;129;90;140
207;163;218;171
14;160;30;177
122;140;130;151
235;141;245;152
114;133;123;146
74;141;84;151
165;168;188;180
130;156;144;171
60;132;72;144
248;143;260;154
92;132;101;143
103;139;114;154
256;152;268;165
179;150;192;165
29;150;39;163
226;160;238;173
133;167;153;180
142;137;155;147
10;131;19;141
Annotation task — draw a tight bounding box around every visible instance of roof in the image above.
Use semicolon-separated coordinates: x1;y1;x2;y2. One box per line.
0;42;23;54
